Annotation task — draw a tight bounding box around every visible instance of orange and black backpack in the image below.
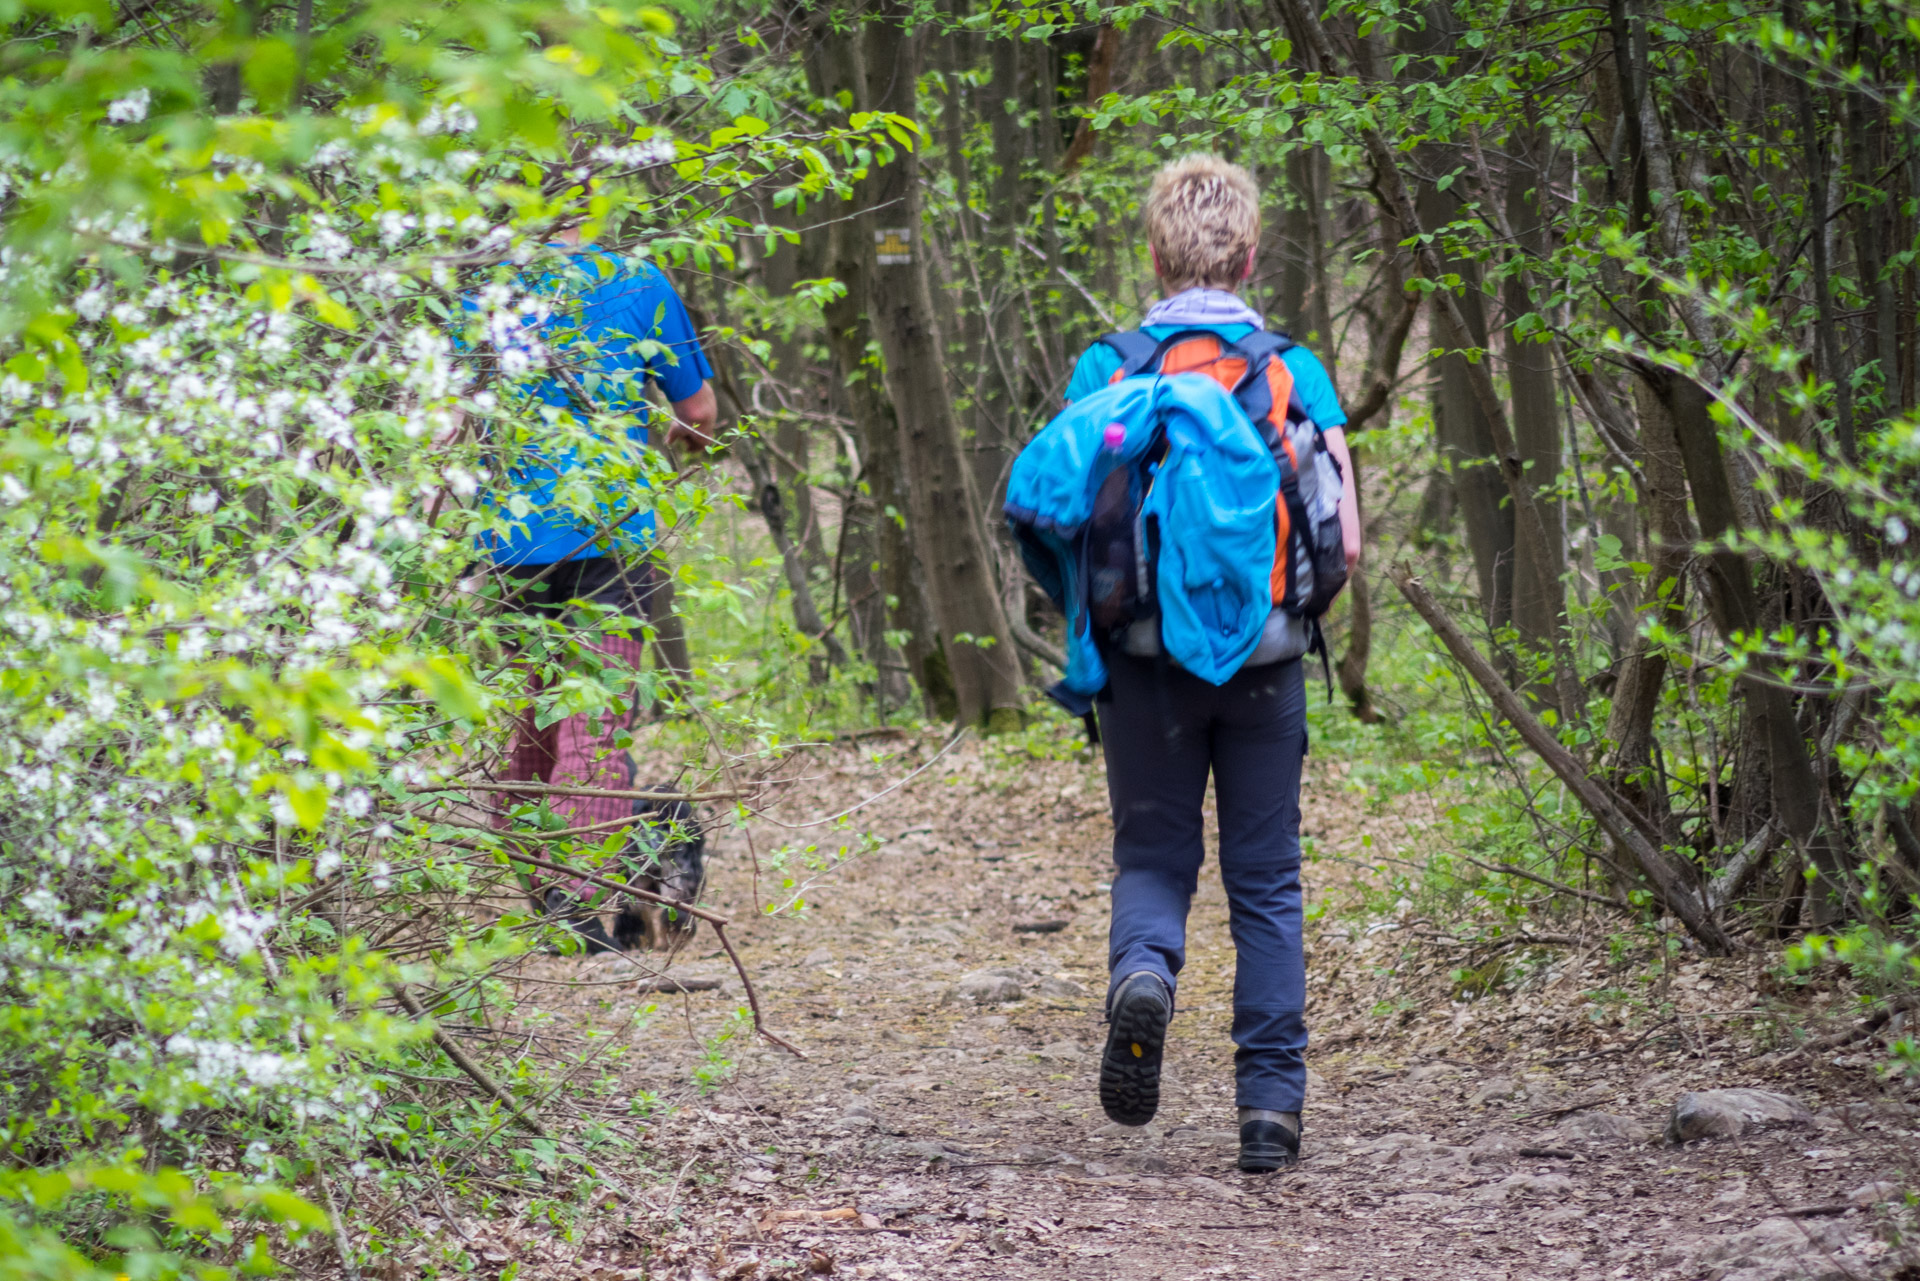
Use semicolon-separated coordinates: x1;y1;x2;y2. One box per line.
1084;327;1349;648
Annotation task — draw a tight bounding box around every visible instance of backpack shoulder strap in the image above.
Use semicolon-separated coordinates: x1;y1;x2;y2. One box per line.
1232;329;1295;362
1241;331;1334;433
1097;331;1163;380
1222;329;1307;433
1101;328;1245;381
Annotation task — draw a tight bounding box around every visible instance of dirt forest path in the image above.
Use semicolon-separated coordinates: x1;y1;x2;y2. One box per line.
507;733;1915;1281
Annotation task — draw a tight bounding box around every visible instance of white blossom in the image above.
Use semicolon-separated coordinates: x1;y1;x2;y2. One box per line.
106;87;151;124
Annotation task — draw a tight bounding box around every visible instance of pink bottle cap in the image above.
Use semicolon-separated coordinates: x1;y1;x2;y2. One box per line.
1102;422;1127;450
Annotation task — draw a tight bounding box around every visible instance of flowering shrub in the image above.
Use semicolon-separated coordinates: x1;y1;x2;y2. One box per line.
0;0;903;1269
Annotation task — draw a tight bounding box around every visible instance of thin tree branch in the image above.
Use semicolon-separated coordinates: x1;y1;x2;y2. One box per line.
474;843;806;1059
392;985;551;1136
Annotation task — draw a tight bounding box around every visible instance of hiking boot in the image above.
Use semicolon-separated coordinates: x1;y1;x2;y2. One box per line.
1237;1109;1300;1173
1099;971;1172;1127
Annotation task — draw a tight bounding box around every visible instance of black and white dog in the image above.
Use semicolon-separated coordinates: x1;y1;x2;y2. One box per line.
610;794;706;952
542;790;706;954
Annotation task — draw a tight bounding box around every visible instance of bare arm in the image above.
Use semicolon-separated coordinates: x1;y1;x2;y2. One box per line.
666;382;718;451
1321;426;1363;570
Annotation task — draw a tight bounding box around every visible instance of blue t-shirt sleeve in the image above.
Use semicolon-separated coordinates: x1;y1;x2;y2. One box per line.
626;269;714;403
1064;343;1122;405
1281;345;1347;429
637;276;714;405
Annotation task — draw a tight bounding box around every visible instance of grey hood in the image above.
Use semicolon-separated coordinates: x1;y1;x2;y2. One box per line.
1141;287;1265;330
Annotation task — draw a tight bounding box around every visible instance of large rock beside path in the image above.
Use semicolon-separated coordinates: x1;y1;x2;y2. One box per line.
1666;1088;1813;1144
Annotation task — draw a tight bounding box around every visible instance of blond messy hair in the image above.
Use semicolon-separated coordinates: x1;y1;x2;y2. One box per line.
1145;154;1261;292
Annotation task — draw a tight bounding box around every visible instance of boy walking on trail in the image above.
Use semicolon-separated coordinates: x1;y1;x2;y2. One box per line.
480;226;718;944
1060;156;1361;1172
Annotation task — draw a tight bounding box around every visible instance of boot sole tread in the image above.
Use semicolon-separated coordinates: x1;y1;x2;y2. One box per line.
1098;987;1170;1127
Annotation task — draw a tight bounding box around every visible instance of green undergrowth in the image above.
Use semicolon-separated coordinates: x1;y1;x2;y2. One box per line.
1302;600;1597;935
1307;594;1920;1085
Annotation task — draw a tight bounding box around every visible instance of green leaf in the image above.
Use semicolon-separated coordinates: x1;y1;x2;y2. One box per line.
283;779;328;829
243;39;300;109
254;1188;330;1231
412;656;487;722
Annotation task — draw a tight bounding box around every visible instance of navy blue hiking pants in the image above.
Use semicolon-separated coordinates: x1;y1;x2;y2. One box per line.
1097;652;1308;1113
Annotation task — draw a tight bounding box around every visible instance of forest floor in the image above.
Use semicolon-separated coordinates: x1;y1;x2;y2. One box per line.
454;730;1919;1281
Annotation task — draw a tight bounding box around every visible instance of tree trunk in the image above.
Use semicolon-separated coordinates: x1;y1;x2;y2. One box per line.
1606;375;1692;849
1573;367;1643;657
1060;24;1119;173
1334;203;1420;724
1335;561;1380;723
830;437;912;715
758;228;829;570
824;216;930;717
1026;37;1070;394
988;35;1025;261
681;282;849;683
1650;368;1853;922
860;3;1023;729
1845;64;1899;421
736;430;851;679
1420;184;1514;635
806;18;930;716
981;33;1031;418
1788;0;1856;461
1503;133;1564;690
1302;150;1336;354
1277;152;1311;332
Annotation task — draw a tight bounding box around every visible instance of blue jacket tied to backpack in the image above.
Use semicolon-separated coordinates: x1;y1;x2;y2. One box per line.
1005;375;1279;713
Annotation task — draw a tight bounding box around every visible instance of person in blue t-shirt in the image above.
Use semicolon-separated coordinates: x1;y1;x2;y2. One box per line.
480;226;718;568
475;223;717;953
1068;155;1361;1176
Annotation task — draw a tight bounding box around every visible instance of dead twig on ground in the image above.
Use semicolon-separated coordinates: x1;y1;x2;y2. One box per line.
1788;996;1919;1054
1512;1091;1623;1122
487;844;805;1059
1413;927;1583;953
415;781;744;803
1447;849;1631;911
834;725;913;741
392;984;551;1137
636;976;723;993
